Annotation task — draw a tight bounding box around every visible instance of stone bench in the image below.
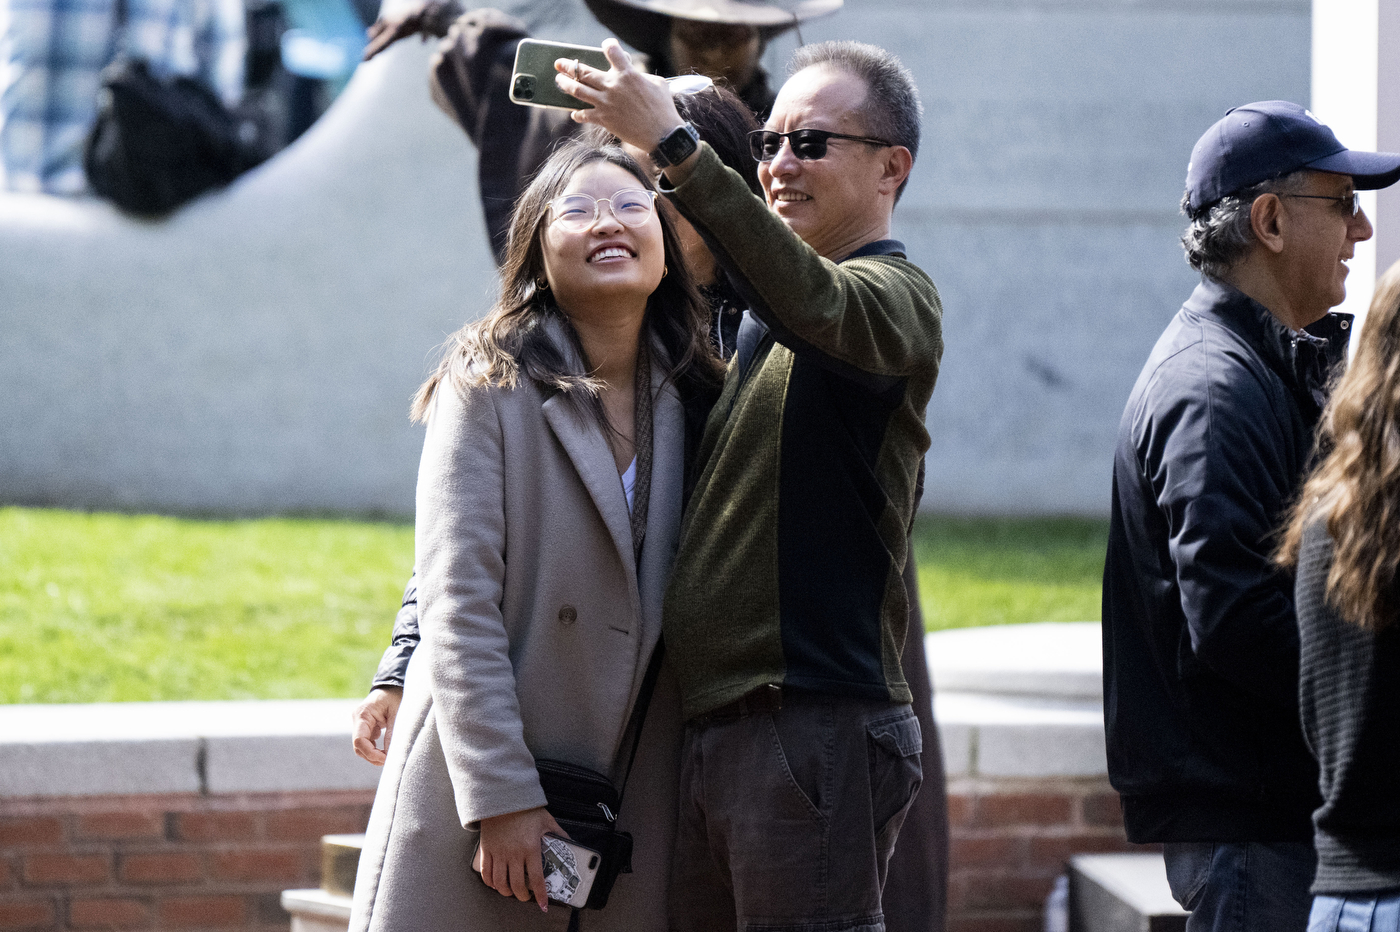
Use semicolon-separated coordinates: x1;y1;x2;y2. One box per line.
0;623;1141;929
1069;853;1187;932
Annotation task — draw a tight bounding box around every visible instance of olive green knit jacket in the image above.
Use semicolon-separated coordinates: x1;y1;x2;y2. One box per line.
659;144;945;721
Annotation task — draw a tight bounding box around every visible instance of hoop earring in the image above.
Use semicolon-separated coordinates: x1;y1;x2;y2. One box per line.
662;265;669;278
536;277;549;290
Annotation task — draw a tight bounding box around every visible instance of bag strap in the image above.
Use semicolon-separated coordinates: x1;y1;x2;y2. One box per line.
628;342;653;568
615;639;664;810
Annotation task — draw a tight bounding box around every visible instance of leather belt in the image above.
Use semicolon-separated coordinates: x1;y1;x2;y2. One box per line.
690;684;783;727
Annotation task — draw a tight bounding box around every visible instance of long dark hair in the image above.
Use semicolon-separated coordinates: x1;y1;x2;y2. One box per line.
1278;260;1400;630
412;140;723;422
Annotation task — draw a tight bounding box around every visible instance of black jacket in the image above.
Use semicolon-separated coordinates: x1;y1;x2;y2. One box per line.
1102;277;1349;843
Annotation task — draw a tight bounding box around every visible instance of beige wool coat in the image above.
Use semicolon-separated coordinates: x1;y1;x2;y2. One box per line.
350;326;686;932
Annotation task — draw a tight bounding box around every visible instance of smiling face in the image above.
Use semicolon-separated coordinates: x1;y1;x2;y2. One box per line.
540;161;666;316
1279;170;1374;322
759;65;897;260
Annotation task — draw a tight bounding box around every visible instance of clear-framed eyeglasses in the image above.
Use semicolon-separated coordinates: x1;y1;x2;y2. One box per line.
546;188;658;233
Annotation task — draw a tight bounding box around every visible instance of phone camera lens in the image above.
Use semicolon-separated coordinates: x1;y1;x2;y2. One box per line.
588;856;599;869
513;75;535;99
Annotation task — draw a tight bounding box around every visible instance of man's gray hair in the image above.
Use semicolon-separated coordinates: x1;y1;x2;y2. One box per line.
1180;172;1305;278
788;40;922;199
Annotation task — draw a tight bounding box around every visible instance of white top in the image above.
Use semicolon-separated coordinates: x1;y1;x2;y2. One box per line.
621;456;638;512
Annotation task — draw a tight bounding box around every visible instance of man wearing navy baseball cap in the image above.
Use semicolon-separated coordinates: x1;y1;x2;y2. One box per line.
1102;101;1400;932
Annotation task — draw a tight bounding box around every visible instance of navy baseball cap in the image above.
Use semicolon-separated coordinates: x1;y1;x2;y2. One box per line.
1184;100;1400;214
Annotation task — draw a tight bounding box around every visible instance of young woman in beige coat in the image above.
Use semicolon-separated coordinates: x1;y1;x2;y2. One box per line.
349;139;722;932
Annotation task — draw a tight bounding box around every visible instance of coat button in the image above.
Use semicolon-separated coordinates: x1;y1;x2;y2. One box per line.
558;605;577;625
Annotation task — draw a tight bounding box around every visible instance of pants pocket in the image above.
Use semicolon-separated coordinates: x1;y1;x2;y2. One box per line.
1163;842;1214;912
766;710;830;824
866;707;922;852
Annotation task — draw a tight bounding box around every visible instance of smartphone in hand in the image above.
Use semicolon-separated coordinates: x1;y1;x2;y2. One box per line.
509;38;611;110
540;833;601;908
472;832;602;908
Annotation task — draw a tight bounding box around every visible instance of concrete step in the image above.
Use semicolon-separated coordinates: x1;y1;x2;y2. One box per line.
1069;853;1187;932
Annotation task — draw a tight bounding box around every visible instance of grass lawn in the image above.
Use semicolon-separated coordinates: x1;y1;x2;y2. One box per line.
911;516;1107;631
0;507;1107;704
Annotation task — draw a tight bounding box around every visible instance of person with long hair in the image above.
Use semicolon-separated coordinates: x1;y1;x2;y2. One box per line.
348;138;723;931
1278;260;1400;932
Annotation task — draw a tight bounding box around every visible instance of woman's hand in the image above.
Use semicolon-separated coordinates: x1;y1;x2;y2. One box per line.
351;686;403;765
473;806;565;911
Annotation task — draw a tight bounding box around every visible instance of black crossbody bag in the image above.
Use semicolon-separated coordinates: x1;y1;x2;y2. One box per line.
533;641;664;927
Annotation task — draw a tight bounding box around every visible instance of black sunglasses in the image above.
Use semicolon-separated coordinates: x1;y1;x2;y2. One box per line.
748;128;894;162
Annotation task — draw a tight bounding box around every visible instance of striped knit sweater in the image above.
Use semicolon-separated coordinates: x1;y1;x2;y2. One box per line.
1297;518;1400;894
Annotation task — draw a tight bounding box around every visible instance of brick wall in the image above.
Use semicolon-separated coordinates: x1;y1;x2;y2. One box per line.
0;791;373;931
946;777;1146;932
0;780;1140;932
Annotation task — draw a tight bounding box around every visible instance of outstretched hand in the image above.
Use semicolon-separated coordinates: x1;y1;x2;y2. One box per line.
362;0;458;61
554;40;699;182
473;806;566;912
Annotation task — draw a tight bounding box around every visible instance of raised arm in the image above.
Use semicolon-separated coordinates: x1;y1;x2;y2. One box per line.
425;9;574;261
557;42;941;383
362;0;463;61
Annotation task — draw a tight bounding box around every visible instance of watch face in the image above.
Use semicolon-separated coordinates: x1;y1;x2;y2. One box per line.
657;124;698;167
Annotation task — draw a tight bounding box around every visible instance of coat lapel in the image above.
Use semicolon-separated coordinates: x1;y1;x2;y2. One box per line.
536;318;638;601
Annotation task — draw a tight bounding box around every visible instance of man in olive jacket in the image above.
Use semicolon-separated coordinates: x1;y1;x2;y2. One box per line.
1103;101;1400;932
564;38;943;932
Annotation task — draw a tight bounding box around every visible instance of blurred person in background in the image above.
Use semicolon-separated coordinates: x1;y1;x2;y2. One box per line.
1278;260;1400;932
0;0;245;192
360;0;838;261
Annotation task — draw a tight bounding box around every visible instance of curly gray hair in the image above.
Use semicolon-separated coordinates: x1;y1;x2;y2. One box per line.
1180;171;1305;278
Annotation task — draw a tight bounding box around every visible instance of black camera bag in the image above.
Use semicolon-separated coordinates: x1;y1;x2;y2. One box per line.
84;57;249;217
534;758;634;910
532;643;663;927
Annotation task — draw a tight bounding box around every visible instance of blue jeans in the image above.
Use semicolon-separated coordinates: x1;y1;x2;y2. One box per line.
1163;842;1317;932
1309;893;1400;931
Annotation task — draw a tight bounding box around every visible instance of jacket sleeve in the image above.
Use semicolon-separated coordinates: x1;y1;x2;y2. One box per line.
663;144;943;388
429;9;575;262
415;380;547;828
370;574;420;690
1148;364;1301;711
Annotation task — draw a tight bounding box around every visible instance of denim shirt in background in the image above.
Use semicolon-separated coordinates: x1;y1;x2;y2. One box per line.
0;0;245;194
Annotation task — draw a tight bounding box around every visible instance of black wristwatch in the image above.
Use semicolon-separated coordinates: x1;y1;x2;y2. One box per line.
651;123;700;169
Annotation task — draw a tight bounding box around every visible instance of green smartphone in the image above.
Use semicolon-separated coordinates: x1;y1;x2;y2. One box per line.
510;38;612;111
